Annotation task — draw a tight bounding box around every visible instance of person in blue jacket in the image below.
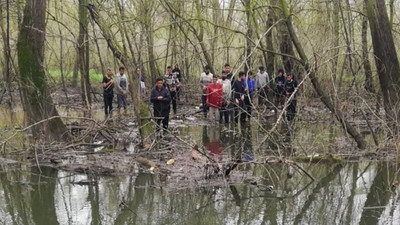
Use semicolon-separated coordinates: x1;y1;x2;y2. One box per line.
245;71;256;121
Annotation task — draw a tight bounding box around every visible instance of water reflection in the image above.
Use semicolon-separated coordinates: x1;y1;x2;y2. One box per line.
201;124;254;164
1;161;399;225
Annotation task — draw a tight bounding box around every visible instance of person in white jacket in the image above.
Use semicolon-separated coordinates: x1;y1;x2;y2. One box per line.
115;66;129;116
199;65;213;117
256;66;269;106
218;70;232;123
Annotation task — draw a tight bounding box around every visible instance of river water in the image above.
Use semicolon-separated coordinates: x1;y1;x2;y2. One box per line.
0;161;399;225
0;107;398;224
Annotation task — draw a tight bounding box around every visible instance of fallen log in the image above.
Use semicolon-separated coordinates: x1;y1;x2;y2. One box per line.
136;157;157;168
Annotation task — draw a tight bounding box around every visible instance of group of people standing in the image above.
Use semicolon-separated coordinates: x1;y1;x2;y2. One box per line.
103;63;297;134
102;66;146;117
199;64;298;125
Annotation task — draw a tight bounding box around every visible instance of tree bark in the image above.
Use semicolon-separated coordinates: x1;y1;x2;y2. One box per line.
140;0;159;83
280;0;367;149
17;0;67;141
266;0;277;76
57;0;69;102
361;8;374;93
0;0;13;107
78;0;92;110
364;0;400;128
242;0;253;72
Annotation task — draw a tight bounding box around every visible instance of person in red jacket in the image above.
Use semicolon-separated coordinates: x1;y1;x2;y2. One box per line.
207;75;223;122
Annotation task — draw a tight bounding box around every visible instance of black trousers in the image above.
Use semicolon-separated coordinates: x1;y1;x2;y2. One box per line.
156;116;169;131
177;87;181;101
258;87;267;105
103;93;113;115
244;92;254;119
201;94;208;117
171;91;177;114
286;99;297;121
219;101;230;123
234;100;246;123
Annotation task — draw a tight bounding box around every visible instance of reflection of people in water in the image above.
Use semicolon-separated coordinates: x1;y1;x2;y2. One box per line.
203;126;223;162
201;125;253;163
241;124;254;162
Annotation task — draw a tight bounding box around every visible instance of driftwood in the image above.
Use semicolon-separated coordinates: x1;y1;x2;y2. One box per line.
136;157;157;168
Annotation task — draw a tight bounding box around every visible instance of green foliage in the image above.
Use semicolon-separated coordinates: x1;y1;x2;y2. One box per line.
47;69;104;84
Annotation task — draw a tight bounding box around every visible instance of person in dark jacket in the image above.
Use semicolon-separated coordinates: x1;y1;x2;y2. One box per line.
275;69;286;109
285;72;298;121
103;69;114;116
172;64;182;101
232;71;246;123
151;78;171;132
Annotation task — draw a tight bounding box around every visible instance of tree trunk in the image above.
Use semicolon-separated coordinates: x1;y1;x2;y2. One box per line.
364;0;400;128
88;4;153;147
280;0;367;149
266;0;277;76
91;19;105;75
57;0;69;102
78;0;91;110
361;7;374;93
72;50;79;87
277;11;294;74
140;0;159;82
331;0;340;82
194;0;215;74
0;0;13;107
17;0;67;141
242;0;253;73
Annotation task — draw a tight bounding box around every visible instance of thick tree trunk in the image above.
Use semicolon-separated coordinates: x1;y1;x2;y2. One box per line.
361;9;374;93
17;0;67;141
280;0;367;149
78;0;92;110
278;15;294;74
195;0;215;74
364;0;400;127
56;0;69;102
88;4;153;146
0;0;13;107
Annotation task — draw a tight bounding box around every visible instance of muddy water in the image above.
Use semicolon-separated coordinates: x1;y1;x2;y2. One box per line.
0;105;396;224
0;161;399;225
